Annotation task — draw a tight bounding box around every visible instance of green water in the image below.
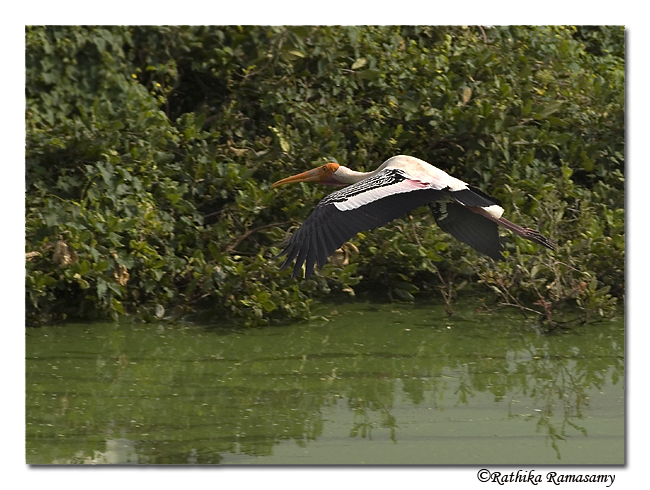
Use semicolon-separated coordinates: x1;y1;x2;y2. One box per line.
25;301;624;465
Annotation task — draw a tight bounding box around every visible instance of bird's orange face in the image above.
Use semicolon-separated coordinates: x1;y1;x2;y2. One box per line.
271;163;341;188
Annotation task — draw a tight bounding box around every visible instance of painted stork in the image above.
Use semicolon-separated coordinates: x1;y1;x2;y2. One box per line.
271;155;554;278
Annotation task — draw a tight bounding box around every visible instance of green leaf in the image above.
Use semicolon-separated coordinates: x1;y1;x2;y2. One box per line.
393;288;415;302
97;279;107;298
351;58;367;70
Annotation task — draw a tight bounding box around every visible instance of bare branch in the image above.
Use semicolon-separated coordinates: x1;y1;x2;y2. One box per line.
225;221;293;253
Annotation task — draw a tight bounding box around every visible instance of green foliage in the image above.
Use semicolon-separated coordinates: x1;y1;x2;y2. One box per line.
26;26;624;326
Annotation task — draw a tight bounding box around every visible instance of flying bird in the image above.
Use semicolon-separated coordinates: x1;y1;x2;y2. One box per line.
271;155;554;278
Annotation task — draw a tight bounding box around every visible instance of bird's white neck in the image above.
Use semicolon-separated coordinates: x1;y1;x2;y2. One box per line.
333;164;387;185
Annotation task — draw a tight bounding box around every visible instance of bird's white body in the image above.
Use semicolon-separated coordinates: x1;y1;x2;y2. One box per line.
333;155;466;189
332;155;504;219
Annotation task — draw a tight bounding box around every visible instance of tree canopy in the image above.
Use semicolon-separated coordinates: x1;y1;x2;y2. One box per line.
25;26;625;326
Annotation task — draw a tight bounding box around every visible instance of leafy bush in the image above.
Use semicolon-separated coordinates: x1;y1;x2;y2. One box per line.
25;26;624;326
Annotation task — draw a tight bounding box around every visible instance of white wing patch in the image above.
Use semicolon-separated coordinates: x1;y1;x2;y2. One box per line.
326;170;432;212
483;204;504;219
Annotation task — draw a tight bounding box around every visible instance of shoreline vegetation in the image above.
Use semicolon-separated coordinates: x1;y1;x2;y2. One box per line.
25;26;624;327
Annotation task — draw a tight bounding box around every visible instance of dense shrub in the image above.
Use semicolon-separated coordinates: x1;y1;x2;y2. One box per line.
25;26;624;326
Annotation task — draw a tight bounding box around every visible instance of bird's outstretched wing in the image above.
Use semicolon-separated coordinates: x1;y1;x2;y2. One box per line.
277;169;437;277
429;201;504;260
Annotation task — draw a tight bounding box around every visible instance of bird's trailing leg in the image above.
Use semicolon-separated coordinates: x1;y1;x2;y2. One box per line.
470;207;555;251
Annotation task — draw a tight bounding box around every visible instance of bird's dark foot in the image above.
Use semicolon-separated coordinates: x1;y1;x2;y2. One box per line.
523;228;555;251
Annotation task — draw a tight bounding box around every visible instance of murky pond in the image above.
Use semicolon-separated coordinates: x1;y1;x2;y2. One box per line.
25;300;624;465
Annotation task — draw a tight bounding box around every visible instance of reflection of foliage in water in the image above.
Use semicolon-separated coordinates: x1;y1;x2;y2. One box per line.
26;303;623;463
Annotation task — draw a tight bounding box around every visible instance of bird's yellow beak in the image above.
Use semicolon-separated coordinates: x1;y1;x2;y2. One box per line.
271;163;340;188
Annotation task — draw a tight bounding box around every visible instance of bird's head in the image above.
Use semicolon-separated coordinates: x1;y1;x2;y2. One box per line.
271;163;344;188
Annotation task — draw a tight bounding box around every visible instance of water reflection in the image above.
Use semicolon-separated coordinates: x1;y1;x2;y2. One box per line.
26;301;624;464
53;439;138;465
